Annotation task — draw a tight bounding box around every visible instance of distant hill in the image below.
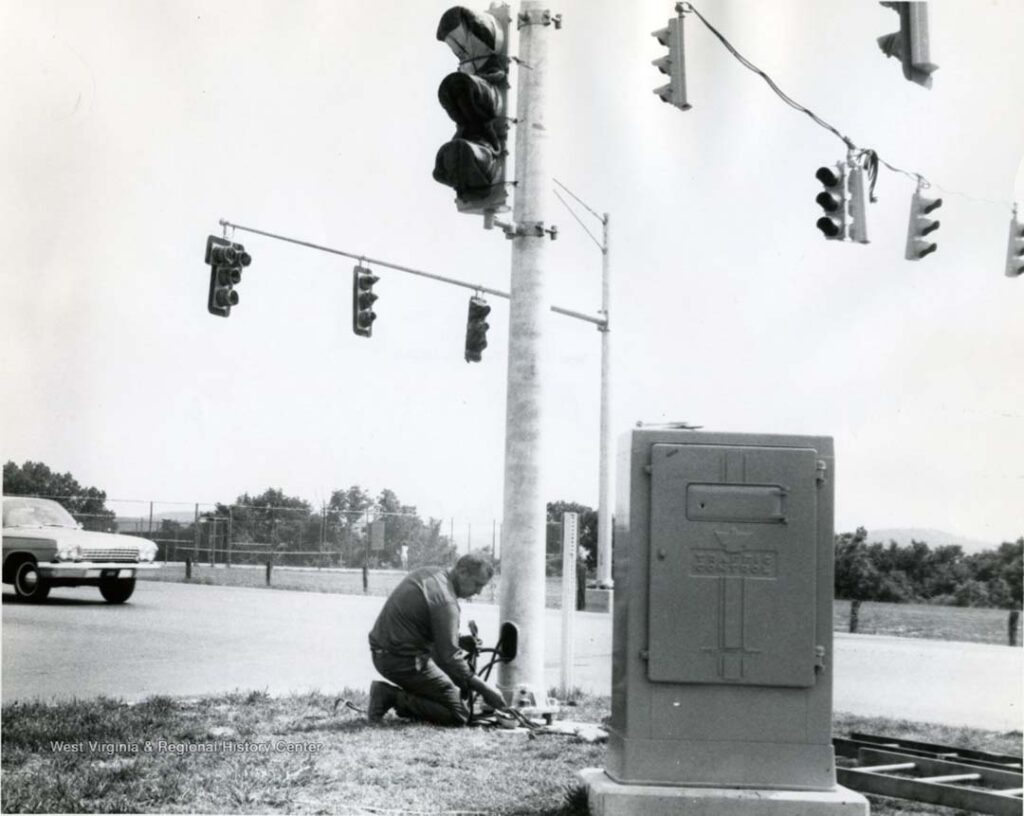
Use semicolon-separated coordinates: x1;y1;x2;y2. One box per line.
863;528;1003;554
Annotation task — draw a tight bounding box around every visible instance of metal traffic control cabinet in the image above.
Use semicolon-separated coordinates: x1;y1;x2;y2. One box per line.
606;429;838;790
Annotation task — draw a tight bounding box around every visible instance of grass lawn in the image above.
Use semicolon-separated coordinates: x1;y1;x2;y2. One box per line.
140;564;1021;646
2;691;1020;815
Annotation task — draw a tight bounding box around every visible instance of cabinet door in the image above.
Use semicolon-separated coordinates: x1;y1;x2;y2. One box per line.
648;443;819;688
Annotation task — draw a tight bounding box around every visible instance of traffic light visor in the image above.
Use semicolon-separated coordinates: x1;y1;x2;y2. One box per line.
815;167;839;187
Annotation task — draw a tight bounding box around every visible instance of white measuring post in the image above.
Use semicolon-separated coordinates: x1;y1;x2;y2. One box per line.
560;511;579;697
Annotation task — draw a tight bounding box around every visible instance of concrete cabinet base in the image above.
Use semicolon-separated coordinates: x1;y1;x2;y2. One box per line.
580;768;869;816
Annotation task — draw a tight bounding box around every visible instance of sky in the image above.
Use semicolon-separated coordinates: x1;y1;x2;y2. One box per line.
2;0;1022;547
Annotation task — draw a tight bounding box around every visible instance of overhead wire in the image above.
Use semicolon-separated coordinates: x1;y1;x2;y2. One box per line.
680;2;1018;212
681;2;856;152
557;188;602;249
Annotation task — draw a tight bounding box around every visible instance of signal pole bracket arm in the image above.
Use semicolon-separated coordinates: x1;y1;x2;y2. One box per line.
485;213;558;240
517;9;561;29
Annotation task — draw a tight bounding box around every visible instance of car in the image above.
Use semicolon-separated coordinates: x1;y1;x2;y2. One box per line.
2;496;159;603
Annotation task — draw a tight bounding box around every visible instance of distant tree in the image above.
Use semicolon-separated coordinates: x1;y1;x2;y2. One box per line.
3;460;116;532
376;488;423;566
921;544;968;598
964;539;1023;609
953;579;992;608
834;527;877;600
407;518;457;569
834;529;1022;609
328;485;373;517
218;488;311;553
326;485;374;566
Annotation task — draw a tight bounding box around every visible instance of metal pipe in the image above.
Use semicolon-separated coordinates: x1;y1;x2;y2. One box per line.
596;212;613;588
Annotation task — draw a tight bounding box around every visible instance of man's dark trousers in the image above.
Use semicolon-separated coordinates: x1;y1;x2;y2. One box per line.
371;651;471;726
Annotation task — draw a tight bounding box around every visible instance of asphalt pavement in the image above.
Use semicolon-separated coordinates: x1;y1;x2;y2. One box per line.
2;581;1021;731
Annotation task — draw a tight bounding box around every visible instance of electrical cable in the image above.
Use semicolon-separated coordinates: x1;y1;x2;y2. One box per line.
681;2;1018;212
553;189;604;251
681;2;856;151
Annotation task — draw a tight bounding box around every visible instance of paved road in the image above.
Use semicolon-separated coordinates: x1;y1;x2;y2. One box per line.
3;582;1020;731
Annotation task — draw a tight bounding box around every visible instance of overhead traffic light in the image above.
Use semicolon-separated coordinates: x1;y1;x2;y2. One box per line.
905;189;942;260
814;164;847;241
878;1;938;89
464;295;491;362
433;5;512;215
205;235;251;318
1006;209;1024;278
352;265;379;337
846;164;870;244
651;14;690;111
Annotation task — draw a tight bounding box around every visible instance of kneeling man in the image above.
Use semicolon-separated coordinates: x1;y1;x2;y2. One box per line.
367;551;506;725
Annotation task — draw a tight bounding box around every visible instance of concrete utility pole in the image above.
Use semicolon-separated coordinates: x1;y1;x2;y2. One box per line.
498;0;556;700
596;213;613;589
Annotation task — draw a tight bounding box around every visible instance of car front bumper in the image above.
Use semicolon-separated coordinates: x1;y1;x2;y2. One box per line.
39;563;160;580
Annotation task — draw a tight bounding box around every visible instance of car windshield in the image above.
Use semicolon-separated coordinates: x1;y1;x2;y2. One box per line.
2;497;79;529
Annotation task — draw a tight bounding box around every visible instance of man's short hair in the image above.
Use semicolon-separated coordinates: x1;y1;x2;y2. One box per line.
455;550;495;581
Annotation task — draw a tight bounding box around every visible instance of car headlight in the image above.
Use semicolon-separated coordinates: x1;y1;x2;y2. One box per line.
55;544;82;562
139;543;158;563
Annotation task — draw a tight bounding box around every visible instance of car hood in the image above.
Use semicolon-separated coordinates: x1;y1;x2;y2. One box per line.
3;527;153;551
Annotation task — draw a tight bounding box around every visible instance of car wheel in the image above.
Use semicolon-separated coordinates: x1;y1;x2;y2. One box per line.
99;578;136;604
13;560;50;602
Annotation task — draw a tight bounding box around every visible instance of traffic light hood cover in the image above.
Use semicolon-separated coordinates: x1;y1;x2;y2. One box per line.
436;6;507;80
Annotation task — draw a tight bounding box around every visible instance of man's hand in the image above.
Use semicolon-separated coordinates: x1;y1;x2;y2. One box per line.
470;677;507;710
479;684;507;711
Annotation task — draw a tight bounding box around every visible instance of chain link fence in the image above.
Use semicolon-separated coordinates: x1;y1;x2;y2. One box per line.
26;496;507;572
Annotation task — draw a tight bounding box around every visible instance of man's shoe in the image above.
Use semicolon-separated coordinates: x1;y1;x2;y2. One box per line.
367;681;398;722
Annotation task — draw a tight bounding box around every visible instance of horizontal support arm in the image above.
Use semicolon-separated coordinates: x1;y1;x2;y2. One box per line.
219;219;607;329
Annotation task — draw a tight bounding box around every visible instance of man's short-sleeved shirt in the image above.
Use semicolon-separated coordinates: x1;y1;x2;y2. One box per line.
368;566;473;687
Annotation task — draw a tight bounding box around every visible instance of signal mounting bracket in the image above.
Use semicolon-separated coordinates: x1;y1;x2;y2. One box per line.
518;9;562;29
484;214;558;240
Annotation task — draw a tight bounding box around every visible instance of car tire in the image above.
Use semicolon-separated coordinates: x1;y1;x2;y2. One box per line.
99;578;136;604
13;560;50;602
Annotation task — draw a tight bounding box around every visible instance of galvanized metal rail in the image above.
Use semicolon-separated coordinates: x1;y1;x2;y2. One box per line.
834;735;1023;816
835;732;1023;772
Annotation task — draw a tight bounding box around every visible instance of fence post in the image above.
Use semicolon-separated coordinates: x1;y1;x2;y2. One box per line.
363;509;370;593
1009;609;1020;647
227;506;233;568
266;560;272;586
192;503;199;561
849;600;861;633
320;501;326;570
185;557;192;581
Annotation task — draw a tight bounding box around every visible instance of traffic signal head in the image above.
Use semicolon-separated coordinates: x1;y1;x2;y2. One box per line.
1006;211;1024;278
434;5;511;215
846;165;870;244
205;235;251;317
652;16;690;111
352;265;379;337
814;165;847;240
905;189;942;260
464;295;491;362
878;1;938;88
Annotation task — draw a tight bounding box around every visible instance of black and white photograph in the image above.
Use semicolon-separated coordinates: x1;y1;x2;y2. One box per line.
2;0;1021;813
